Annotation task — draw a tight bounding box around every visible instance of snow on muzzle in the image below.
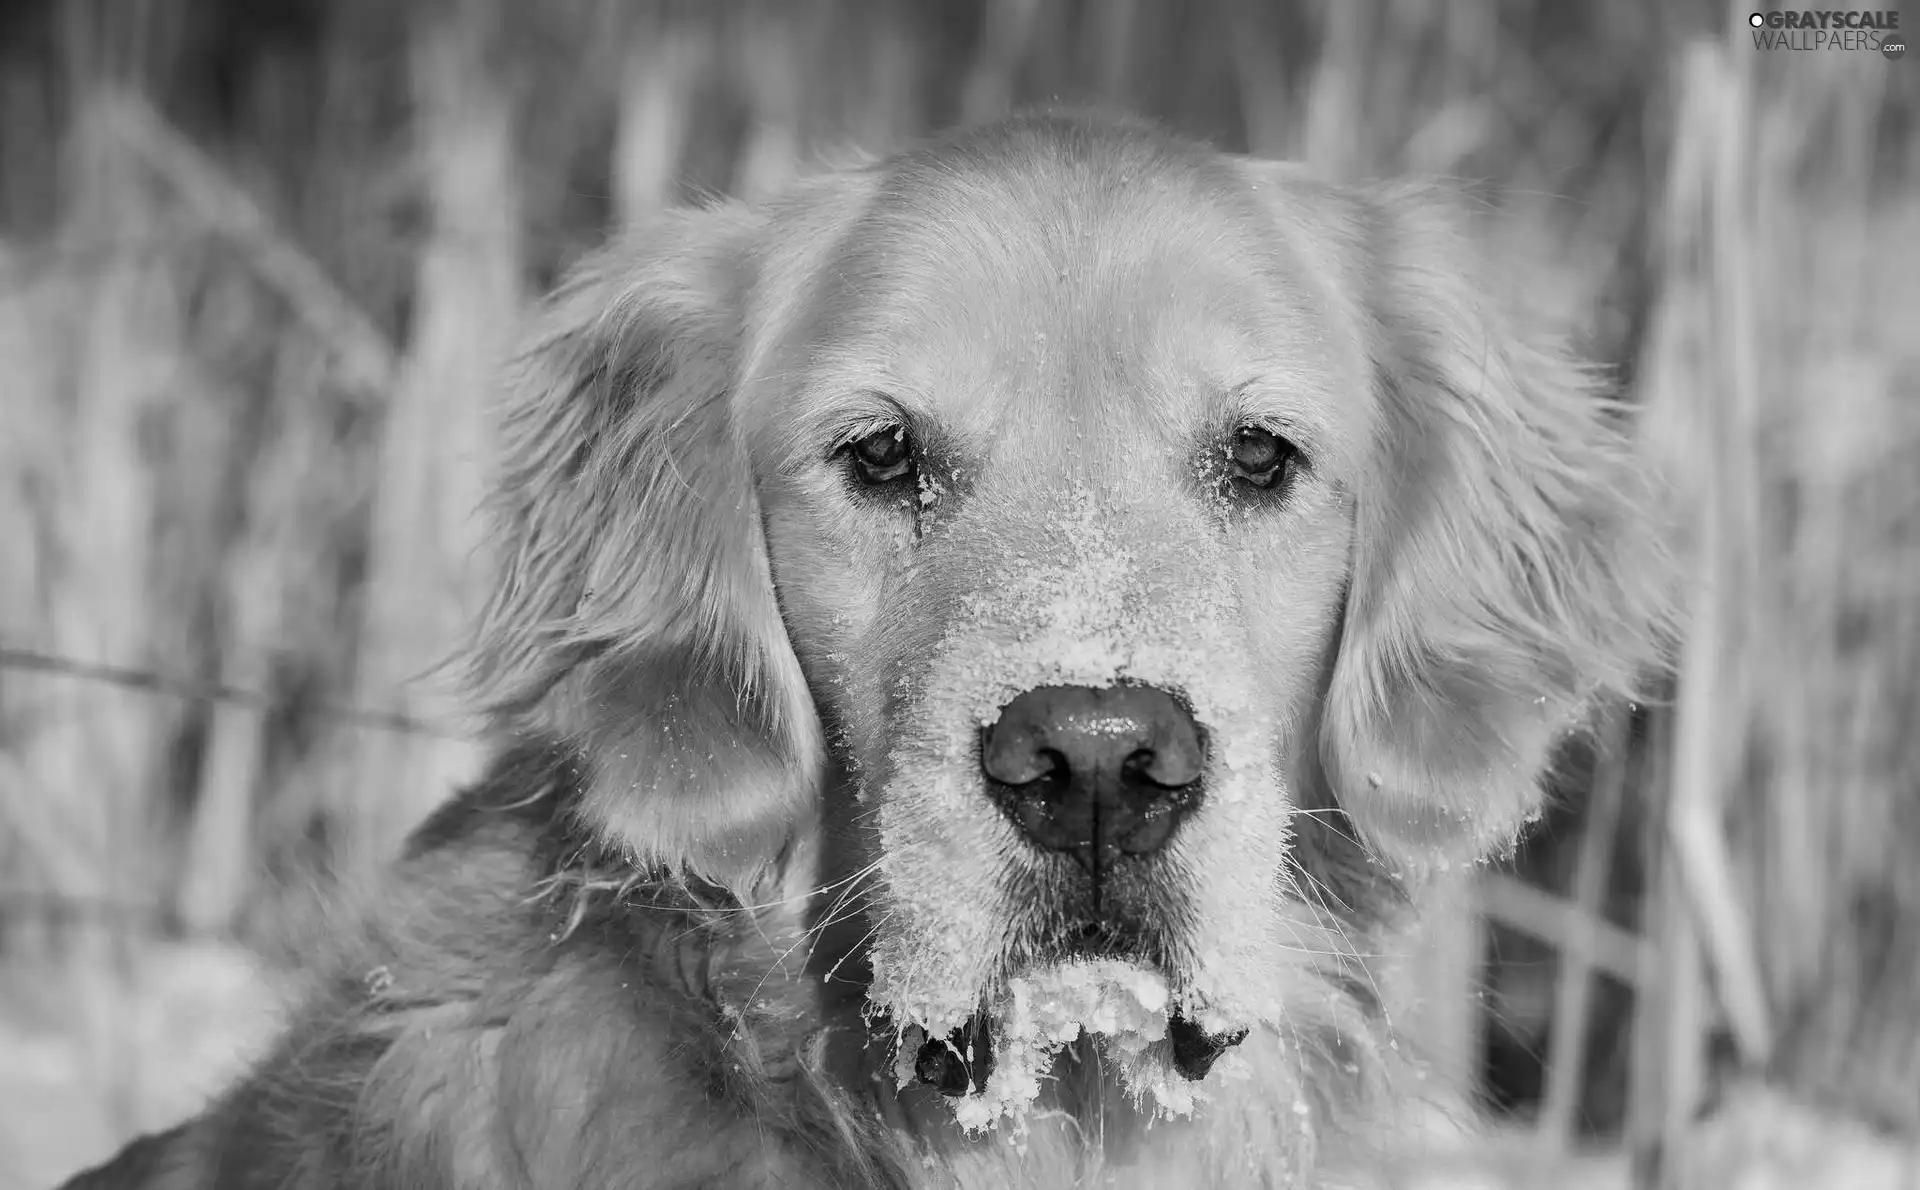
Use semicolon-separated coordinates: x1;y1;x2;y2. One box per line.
861;488;1290;1132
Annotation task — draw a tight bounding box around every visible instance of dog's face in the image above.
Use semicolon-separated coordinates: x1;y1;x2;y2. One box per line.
469;114;1671;1124
744;137;1365;1049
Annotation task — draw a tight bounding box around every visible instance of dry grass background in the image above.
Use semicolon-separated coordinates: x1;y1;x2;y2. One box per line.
0;1;1916;1187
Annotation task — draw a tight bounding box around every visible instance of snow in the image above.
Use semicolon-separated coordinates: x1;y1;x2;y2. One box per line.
924;959;1185;1134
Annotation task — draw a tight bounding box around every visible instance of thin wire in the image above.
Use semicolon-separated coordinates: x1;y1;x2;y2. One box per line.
0;645;467;740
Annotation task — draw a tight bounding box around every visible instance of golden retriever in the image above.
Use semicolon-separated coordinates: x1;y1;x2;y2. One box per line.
57;110;1674;1190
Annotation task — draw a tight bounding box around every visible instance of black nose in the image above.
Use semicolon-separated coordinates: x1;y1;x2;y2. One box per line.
980;684;1204;871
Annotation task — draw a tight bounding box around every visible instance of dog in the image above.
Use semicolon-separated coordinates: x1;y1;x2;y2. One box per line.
56;110;1674;1189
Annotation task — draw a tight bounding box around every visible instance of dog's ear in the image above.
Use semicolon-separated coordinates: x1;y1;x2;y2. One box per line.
465;203;824;885
1317;179;1678;874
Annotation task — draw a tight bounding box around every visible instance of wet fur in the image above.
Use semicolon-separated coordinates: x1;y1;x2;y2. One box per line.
57;112;1675;1189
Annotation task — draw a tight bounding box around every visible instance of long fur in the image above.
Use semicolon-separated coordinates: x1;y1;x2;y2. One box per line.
57;111;1675;1190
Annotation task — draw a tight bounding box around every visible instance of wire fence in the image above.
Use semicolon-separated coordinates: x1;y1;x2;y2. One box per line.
0;645;460;740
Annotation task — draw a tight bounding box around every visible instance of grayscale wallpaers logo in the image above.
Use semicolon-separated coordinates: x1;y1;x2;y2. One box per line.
1746;9;1904;55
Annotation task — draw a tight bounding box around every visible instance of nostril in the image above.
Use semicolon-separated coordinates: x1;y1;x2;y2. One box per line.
980;724;1071;787
1036;747;1070;783
1120;747;1181;788
1138;720;1204;789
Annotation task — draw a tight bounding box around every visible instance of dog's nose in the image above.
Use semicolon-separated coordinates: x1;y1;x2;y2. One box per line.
980;684;1204;870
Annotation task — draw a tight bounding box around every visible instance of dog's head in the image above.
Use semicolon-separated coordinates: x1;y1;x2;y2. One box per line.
468;112;1673;1126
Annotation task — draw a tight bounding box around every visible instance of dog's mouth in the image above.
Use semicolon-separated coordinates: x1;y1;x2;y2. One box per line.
900;1002;1249;1098
869;943;1254;1135
1059;914;1159;962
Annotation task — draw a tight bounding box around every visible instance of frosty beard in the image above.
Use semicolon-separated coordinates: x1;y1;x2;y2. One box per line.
877;959;1254;1134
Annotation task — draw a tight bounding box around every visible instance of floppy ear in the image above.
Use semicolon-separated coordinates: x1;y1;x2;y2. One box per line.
1318;180;1678;875
465;202;824;884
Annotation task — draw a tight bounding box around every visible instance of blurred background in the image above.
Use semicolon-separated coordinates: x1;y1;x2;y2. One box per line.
0;1;1915;1186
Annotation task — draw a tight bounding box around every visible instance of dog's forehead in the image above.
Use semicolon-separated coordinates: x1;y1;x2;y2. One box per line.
779;121;1350;444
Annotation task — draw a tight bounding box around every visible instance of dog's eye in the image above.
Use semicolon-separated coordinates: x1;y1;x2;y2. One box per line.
847;426;914;485
1228;426;1297;489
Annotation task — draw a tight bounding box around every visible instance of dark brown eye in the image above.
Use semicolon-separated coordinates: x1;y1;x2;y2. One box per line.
848;425;914;485
1229;426;1296;489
